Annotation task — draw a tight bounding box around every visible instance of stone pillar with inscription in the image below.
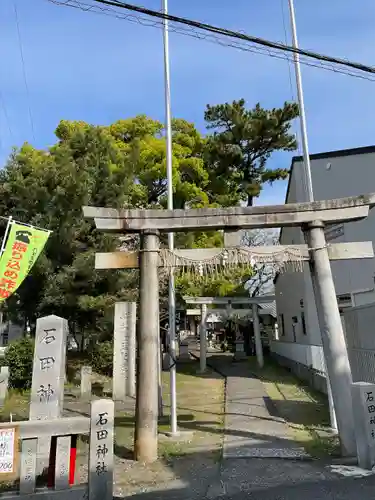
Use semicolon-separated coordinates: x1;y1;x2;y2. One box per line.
0;366;9;407
113;302;136;400
81;365;92;400
29;315;68;472
89;399;114;500
351;382;375;469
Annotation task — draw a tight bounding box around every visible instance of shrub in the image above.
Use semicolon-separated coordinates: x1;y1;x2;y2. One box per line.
90;340;113;376
4;337;34;391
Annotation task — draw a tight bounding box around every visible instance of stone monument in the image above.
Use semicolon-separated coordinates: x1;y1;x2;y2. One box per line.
29;315;68;472
113;302;136;400
81;365;92;400
351;381;375;469
0;366;9;406
89;399;114;500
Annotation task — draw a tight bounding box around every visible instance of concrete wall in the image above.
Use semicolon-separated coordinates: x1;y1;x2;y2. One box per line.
270;340;327;393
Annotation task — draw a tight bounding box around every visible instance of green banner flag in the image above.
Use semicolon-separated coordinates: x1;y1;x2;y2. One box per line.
0;222;50;301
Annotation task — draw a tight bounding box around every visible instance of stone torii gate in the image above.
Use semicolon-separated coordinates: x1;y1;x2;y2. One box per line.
83;193;375;462
184;295;275;370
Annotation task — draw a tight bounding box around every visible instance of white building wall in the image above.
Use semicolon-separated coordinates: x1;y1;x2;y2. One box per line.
276;163;322;347
273;148;375;378
301;150;375;296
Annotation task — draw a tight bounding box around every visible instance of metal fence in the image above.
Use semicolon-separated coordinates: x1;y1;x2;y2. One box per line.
271;302;375;387
343;303;375;383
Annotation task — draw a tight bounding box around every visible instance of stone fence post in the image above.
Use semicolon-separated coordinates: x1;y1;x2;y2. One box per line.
351;381;375;469
81;366;92;400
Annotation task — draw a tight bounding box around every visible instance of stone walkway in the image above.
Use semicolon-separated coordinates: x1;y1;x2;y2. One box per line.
221;362;309;459
202;354;362;499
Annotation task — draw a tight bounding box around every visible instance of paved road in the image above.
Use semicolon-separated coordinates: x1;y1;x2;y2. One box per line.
121;473;375;499
215;474;375;500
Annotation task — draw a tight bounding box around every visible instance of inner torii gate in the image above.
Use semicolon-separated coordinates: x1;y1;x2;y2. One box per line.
83;193;375;462
183;295;275;370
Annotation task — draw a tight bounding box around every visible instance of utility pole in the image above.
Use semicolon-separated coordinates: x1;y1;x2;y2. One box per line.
288;0;313;202
162;0;178;436
288;0;337;431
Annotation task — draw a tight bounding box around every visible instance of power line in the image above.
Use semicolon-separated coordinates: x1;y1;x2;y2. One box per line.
0;91;14;143
89;0;375;76
280;0;296;102
46;0;375;83
13;0;36;142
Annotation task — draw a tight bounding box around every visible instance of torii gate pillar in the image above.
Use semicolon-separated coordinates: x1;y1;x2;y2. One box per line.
304;221;356;456
134;230;160;463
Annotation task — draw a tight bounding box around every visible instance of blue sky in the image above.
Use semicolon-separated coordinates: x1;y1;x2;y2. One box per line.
1;0;375;205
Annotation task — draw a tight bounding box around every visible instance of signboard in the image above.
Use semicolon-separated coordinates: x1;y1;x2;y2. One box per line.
0;222;50;301
324;224;344;242
186;309;200;316
0;426;19;479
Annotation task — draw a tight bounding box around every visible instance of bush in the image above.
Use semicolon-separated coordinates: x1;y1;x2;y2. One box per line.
90;340;113;376
4;337;34;391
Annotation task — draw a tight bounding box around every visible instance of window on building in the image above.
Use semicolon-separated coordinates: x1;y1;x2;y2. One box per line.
291;316;298;342
337;294;352;309
301;312;307;335
279;314;285;336
2;332;8;346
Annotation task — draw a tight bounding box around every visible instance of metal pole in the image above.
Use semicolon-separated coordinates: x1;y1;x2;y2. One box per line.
252;304;264;368
308;260;338;431
0;217;12;256
288;0;336;429
200;303;207;372
288;0;314;203
198;264;207;372
157;304;163;418
162;0;178;435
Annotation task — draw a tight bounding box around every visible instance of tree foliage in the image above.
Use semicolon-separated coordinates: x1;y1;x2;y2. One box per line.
243;229;279;296
175;265;253;300
0;125;138;338
0;99;298;339
204;99;299;206
4;337;34;390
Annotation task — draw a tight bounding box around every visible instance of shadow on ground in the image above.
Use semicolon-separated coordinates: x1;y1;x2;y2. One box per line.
113;470;375;500
114;414;310;450
108;443;375;500
178;355;330;430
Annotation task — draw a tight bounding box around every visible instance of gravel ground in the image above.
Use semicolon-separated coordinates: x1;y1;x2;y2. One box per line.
72;362;225;498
